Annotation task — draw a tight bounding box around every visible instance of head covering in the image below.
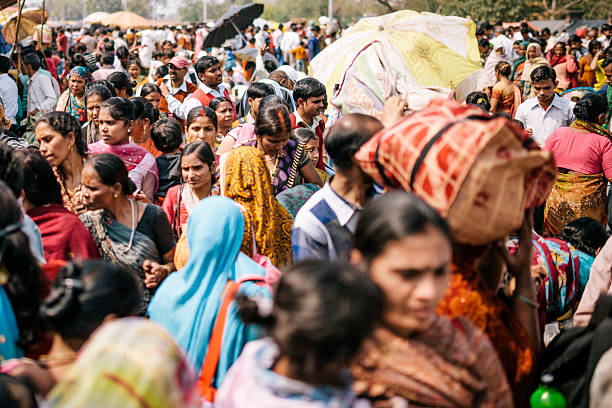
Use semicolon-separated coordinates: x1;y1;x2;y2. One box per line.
148;197;270;386
169;56;189;69
223;147;293;267
520;42;549;82
69;66;92;83
355;98;556;245
47;318;200;408
277;65;298;84
480;37;513;88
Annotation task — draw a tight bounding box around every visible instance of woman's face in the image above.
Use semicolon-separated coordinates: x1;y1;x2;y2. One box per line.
554;43;565;56
35;122;73;167
144;91;162;109
354;226;452;336
215;101;234;132
304;138;319;164
86;94;104;126
81;164;116;211
181;152;213;195
527;46;537;59
98;107;131;145
519;45;527;57
258;132;289;157
128;63;141;79
68;75;87;97
591;45;602;56
186;116;217;147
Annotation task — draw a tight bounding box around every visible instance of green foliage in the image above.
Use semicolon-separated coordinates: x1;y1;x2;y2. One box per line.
126;0;154;19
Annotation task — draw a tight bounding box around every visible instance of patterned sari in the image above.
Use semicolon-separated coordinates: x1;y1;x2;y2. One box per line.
223;147;293;267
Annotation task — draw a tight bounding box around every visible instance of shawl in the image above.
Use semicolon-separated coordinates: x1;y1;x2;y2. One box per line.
26;204;100;263
47;318;200;408
88;141;159;191
276;183;321;219
520;43;549;82
570;119;612;140
223;147;293;267
83;121;100;145
148;197;270;387
481;37;512;89
351;318;513;408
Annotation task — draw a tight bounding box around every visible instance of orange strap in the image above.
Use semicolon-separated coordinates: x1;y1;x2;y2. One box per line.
197;280;241;401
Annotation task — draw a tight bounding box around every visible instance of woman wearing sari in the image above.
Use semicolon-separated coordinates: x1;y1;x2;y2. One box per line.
20;149;99;263
82;85;112;145
56;67;92;125
210;97;235;143
543;93;612;236
548;42;579;91
510;41;529;82
35;112;88;214
350;192;513;407
520;43;550;99
490;62;522;118
222;146;294;268
148;197;271;390
79;154;176;314
88;97;159;202
355;99;557;405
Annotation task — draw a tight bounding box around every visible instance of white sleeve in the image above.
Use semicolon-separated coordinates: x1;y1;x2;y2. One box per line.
166;95;203;120
34;76;58;113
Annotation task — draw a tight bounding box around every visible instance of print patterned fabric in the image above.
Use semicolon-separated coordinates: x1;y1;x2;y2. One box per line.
223;147;293;267
53;166;87;214
355;98;556;245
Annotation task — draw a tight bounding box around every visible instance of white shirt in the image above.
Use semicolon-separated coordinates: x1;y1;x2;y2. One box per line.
27;70;57;114
0;73;19;125
280;31;300;53
271;29;283;48
515;94;576;147
293;110;322;130
598;35;610;49
166;83;227;120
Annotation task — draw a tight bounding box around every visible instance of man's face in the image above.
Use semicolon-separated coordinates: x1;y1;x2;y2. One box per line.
604;64;612;86
300;95;326;118
532;78;556;106
200;63;222;87
168;64;187;83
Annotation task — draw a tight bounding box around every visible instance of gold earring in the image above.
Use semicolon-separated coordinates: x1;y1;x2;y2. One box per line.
113;193;118;198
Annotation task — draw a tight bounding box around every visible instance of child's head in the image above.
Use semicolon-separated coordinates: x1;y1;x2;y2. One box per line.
559;217;610;257
151;118;183;154
238;261;383;384
291;127;319;164
153;65;169;82
185;106;217;147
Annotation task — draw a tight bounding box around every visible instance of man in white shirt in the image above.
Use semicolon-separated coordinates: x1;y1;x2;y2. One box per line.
598;24;611;49
280;24;300;69
22;53;57;117
515;65;575;147
271;24;284;63
0;56;18;128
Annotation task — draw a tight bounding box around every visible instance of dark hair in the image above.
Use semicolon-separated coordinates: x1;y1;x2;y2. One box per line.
128;57;142;70
209;96;233;112
573;93;608;123
237;261;383;383
140;83;162;98
151;118;182;153
41;260;141;343
559;217;609;257
0;180;43;352
0;55;10;73
247;82;275;100
100;97;135;122
100;52;114;65
291;127;317;144
0;373;37;408
254;96;291;137
70;53;87;70
185;104;217;134
478;38;491;48
542;27;551;35
264;60;278;73
88;79;116;97
130;96;159;124
293;78;326;103
353;192;452;262
194;56;220;74
244;61;256;71
0;144;24;197
86;153;136;195
116;46;129;59
466;91;491;111
22;53;41;70
603;56;612;68
107;71;132;96
569;34;581;43
19;149;62;206
85;84;113;105
181;141;215;168
589;40;602;54
531;64;557;83
495;61;512;77
37;112;87;157
324;113;382;172
155;65;169;78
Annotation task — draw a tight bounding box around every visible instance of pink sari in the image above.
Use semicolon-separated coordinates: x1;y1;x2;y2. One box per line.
88;141;159;191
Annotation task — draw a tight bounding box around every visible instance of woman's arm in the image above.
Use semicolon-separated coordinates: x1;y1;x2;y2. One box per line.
299;160;323;187
140;172;157;203
216;134;237;155
143;248;176;289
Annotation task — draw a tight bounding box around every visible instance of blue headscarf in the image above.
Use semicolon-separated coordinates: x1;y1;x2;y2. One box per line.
148;196;270;387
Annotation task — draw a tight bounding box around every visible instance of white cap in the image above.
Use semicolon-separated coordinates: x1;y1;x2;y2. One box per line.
277;65;298;83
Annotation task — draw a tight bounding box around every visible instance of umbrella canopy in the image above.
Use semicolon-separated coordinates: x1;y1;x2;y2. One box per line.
83;11;110;25
309;10;482;116
1;16;35;44
102;11;151;30
20;7;47;24
233;46;279;66
202;3;264;49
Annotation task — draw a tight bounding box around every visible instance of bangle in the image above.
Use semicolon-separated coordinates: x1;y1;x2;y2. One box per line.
516;294;538;308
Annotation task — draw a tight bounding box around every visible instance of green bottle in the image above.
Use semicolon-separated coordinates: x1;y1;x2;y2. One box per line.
530;374;567;408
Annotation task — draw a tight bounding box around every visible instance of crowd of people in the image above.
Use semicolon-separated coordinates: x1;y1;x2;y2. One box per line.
0;13;612;408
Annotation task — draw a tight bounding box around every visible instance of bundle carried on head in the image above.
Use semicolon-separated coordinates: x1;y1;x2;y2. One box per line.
355;99;557;245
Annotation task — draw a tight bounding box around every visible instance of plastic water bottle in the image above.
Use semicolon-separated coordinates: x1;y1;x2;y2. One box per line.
530;374;567;408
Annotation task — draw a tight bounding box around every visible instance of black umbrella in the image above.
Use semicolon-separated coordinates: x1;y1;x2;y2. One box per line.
202;3;264;49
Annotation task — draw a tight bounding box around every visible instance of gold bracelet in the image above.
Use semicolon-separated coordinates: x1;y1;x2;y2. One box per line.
516;294;538;308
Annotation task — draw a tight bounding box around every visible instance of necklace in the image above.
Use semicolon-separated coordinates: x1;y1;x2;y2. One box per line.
265;154;280;178
123;198;136;253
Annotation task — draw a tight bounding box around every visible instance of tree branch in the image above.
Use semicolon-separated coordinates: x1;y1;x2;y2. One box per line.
376;0;396;12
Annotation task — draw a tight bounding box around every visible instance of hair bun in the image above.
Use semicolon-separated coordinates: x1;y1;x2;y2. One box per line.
40;263;84;325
